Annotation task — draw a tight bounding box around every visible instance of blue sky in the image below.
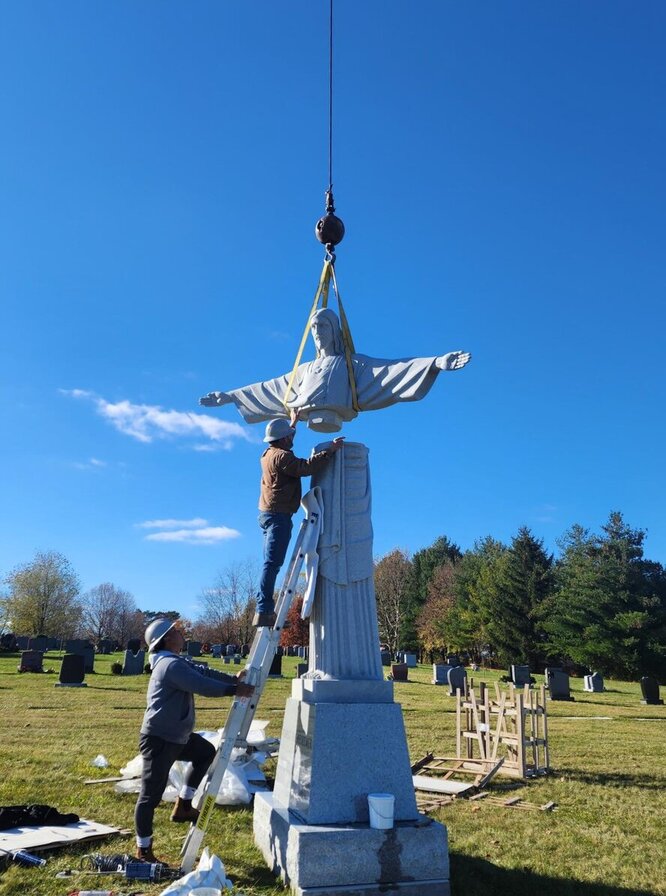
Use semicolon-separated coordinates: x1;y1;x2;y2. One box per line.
2;1;665;617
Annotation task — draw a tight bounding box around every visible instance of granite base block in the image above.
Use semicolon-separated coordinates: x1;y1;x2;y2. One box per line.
254;792;449;896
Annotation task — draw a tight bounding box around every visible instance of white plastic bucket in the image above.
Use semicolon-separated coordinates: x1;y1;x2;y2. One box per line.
368;792;395;829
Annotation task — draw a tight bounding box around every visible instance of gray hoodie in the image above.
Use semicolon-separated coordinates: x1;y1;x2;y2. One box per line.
140;651;238;744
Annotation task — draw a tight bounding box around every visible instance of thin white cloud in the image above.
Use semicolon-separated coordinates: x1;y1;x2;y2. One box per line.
70;457;108;471
60;389;251;448
145;526;241;545
137;518;209;530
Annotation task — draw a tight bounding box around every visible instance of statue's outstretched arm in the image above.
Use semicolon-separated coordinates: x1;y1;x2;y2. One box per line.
435;351;472;371
199;391;233;407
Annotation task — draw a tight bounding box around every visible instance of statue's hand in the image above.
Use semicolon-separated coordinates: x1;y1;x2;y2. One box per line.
435;351;471;371
199;391;232;407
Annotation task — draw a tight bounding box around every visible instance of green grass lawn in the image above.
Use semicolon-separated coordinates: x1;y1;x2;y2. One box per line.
0;652;664;896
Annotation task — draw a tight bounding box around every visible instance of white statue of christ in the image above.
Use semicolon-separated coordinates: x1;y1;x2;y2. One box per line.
199;307;471;432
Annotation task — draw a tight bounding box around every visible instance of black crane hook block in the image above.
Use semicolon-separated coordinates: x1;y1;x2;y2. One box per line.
315;189;345;257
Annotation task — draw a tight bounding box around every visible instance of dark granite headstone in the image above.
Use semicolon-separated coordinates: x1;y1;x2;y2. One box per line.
447;665;467;697
56;653;86;687
511;664;532;687
296;662;308;678
269;653;283;677
446;654;461;667
122;648;145;675
16;636;30;650
584;672;604;693
18;650;43;672
186;641;202;657
226;645;236;656
546;667;573;701
97;638;114;655
404;653;417;668
1;633;17;651
380;650;392;667
29;635;48;653
432;663;453;685
640;676;664;705
391;663;408;682
211;644;222;658
241;644;250;657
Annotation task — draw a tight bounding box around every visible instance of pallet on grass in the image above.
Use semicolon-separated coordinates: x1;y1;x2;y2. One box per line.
412;753;504;796
456;680;549;778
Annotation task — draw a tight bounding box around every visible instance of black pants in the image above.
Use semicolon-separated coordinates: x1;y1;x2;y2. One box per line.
134;732;215;839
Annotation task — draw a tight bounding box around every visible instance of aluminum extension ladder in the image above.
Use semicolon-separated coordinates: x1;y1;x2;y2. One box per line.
179;496;321;874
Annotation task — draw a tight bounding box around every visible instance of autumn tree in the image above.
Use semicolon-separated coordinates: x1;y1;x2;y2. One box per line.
4;551;81;637
280;594;310;647
416;562;457;659
401;536;462;650
374;549;412;657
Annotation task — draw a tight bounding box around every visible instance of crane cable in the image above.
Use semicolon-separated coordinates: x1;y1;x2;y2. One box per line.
283;0;359;414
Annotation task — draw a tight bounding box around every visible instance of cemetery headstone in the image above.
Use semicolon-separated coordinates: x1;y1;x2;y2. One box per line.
296;662;308;678
583;672;604;692
269;653;283;677
211;644;222;658
391;663;408;682
233;655;241;664
226;645;236;656
447;665;467;697
18;650;44;673
380;650;392;667
16;636;29;650
404;653;417;668
223;656;231;665
1;633;17;651
56;653;86;687
122;648;145;675
432;663;453;685
640;676;664;705
127;638;142;653
186;641;202;657
511;664;533;687
29;635;48;653
241;644;250;657
546;667;573;701
97;638;114;655
446;654;461;667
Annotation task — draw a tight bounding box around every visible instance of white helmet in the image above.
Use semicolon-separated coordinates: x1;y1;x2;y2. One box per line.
144;617;177;652
263;418;295;443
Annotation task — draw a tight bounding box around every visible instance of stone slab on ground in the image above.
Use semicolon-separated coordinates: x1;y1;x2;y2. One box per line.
254;792;449;896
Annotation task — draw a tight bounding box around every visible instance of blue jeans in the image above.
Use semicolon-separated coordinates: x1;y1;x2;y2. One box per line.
256;511;293;615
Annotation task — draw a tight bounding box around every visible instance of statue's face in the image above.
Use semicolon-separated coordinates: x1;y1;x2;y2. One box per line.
311;317;334;352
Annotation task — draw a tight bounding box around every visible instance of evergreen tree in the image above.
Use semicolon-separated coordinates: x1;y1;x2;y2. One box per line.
542;513;666;678
487;527;554;669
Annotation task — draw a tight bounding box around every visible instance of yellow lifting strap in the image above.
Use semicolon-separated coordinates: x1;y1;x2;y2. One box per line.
284;258;360;413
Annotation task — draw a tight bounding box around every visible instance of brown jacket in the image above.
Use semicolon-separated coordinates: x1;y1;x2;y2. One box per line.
259;446;331;514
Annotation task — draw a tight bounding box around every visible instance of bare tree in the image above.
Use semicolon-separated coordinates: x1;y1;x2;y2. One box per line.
374;549;412;657
79;583;138;646
196;560;258;646
4;551;81;637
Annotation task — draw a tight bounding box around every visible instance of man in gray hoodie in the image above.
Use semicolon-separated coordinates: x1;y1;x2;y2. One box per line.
134;617;254;863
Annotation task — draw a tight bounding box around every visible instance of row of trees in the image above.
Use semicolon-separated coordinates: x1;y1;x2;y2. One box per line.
374;512;666;680
0;551;146;646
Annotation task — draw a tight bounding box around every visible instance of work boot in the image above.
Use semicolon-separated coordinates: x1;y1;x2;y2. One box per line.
252;611;277;628
136;840;163;863
170;797;200;823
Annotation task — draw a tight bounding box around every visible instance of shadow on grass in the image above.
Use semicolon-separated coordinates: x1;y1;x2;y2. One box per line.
554;766;665;790
451;853;656;896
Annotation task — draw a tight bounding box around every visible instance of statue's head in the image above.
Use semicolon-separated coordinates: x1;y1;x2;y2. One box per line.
310;307;344;356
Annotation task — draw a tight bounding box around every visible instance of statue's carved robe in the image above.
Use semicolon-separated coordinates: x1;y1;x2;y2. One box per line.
224;353;441;427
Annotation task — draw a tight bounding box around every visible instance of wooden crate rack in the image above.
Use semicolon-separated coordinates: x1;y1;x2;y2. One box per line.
456;680;549;779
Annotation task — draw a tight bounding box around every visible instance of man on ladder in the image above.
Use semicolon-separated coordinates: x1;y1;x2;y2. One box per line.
252;413;343;627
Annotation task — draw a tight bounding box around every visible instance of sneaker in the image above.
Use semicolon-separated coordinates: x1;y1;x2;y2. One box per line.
252;611;277;627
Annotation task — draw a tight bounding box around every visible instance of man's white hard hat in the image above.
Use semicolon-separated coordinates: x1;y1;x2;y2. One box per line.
264;418;295;443
144;617;177;652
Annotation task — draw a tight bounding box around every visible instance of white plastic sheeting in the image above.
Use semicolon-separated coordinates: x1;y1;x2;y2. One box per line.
115;723;275;806
157;847;236;895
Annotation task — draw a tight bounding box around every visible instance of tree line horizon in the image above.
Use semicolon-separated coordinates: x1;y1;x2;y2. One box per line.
2;510;664;681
